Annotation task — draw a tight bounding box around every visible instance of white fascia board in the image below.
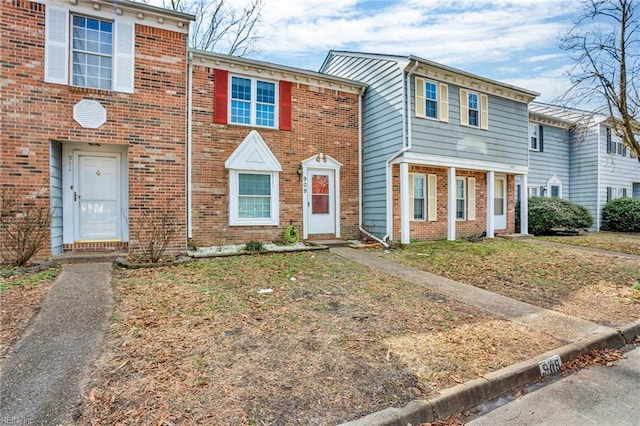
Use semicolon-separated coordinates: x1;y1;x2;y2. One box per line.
397;152;529;175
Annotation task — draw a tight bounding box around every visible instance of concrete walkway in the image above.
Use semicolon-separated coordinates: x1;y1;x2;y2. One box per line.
0;262;113;425
331;247;613;343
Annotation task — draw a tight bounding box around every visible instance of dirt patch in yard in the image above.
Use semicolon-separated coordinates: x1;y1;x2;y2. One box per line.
378;239;640;326
78;251;561;425
0;267;59;357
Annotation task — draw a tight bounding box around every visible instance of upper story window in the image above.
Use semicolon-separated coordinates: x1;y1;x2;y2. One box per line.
425;82;438;118
414;77;449;122
529;123;539;150
230;76;276;127
72;16;113;90
45;6;134;93
459;89;488;130
214;69;292;131
468;92;479;127
529;123;544;152
606;126;628;156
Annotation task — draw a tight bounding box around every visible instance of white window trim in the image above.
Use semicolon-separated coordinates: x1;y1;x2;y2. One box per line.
229;170;279;226
44;6;135;93
545;175;563;198
229;75;279;129
415;78;449;122
528;185;540;198
529;122;539;151
225;130;282;226
456;177;466;221
459;89;488;130
409;173;427;221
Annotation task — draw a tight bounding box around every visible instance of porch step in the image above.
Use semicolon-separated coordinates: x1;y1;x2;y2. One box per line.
496;233;534;240
307;239;351;248
54;251;127;264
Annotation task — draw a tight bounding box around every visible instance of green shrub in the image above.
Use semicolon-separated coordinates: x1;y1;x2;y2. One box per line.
601;197;640;232
242;240;265;253
528;197;593;235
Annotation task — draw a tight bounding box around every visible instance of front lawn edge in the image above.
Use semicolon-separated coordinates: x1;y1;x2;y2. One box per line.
340;319;640;426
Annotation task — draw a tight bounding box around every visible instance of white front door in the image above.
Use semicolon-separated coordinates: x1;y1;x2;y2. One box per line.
307;169;335;235
74;152;121;241
494;176;507;230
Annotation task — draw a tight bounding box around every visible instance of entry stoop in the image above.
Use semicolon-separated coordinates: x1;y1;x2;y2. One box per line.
496;233;534;240
306;239;351;248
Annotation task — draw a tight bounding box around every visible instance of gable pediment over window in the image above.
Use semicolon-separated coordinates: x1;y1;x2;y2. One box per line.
214;69;293;131
44;6;134;93
226;131;282;226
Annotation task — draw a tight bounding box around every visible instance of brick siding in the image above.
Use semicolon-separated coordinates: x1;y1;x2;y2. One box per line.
1;1;188;258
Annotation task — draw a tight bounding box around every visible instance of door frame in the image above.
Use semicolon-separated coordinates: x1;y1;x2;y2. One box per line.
73;150;122;241
493;174;507;230
301;154;342;239
62;143;129;246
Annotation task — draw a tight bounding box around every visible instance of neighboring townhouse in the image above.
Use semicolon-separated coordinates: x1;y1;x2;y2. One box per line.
320;51;538;244
187;52;365;247
527;102;640;230
1;0;194;257
1;0;366;261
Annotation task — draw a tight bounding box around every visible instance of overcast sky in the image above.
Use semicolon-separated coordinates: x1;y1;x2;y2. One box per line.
247;0;584;103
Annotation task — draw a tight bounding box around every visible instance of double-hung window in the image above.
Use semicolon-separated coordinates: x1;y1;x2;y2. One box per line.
415;78;448;122
459;89;488;129
456;178;466;220
468;92;479;127
230;76;277;128
529;123;539;151
44;7;135;93
425;82;438;119
71;16;113;90
238;173;272;219
410;174;426;220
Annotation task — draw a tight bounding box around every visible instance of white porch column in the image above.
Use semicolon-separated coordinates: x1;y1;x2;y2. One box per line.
521;174;529;235
400;162;410;244
486;170;495;238
447;167;456;241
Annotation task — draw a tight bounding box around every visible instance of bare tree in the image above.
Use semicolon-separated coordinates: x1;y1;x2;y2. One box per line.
163;0;263;56
559;0;640;160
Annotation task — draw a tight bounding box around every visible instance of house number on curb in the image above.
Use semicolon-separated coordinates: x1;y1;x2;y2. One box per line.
538;354;562;377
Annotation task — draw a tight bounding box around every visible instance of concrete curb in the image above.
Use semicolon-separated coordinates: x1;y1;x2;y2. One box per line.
340;320;640;426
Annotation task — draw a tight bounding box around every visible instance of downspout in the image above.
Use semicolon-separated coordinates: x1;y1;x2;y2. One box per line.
187;51;193;239
596;122;601;231
357;86;388;247
383;59;418;242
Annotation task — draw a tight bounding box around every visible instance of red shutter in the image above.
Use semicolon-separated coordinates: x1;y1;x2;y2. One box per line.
213;69;228;124
279;81;292;131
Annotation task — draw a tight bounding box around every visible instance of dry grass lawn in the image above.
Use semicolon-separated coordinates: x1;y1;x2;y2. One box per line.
79;251;560;425
377;237;640;326
539;232;640;256
0;267;59;357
